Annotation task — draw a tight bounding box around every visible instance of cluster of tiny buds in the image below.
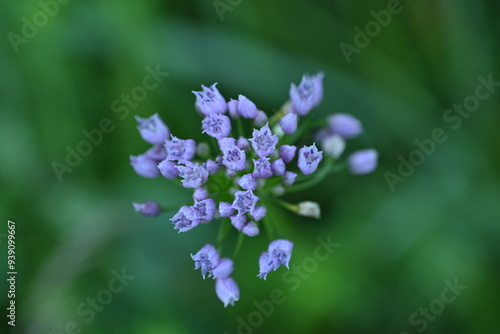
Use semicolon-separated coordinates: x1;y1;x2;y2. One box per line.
130;72;377;306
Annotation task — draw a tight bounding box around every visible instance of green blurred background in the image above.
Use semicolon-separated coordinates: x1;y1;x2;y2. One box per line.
1;0;499;333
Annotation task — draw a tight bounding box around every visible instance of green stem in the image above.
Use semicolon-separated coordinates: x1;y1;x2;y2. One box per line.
216;219;231;253
286;162;346;193
232;233;245;258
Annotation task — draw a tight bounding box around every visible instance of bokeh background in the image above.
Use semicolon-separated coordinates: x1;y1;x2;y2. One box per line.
1;0;499;333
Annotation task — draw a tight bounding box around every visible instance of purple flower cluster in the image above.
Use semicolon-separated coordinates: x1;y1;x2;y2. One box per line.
130;72;377;306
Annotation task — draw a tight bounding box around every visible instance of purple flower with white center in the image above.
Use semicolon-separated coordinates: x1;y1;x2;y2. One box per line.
289;72;324;116
235;94;259;119
165;135;196;162
279;145;297;164
242;221;259;237
238;174;257;191
202;114;231;140
232;190;259;216
213;258;234;279
257;251;274;280
254;111;268;127
135;114;170;145
230;215;247;231
219;202;235;218
171;206;201;233
193;83;227;116
282;171;297;186
191;198;216;222
144;145;167;162
249;123;279;158
347;149;378;175
271;158;286;176
279;113;298;135
252;157;273;179
328;113;363;138
215;277;239;307
252;206;267;221
219;137;247;171
176;161;209;188
130;154;160;178
298;143;323;175
158;159;179;179
192;244;220;279
133;201;161;217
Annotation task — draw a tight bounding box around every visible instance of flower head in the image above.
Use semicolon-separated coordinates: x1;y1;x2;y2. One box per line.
193;83;227;115
215;277;239;307
165;135;196;162
135;114;170;145
298;144;323;175
347;149;378;174
219;138;247;171
171;206;201;233
192;244;220;279
176;161;209;188
232;190;259;216
289;72;324;115
249;123;279;158
252;157;273;179
202;114;231;140
190;198;216;222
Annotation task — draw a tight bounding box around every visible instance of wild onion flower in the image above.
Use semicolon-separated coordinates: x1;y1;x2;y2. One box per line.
130;72;377;306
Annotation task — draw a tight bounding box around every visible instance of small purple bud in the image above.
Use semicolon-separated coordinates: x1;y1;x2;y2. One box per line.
176;161;209;188
191;244;220;279
279;113;298;135
213;258;234;279
227;99;239;119
347;149;378;175
230;215;247;231
165;135;196;162
257;251;273;280
271;158;286;176
219;201;235;218
215;277;239;307
236;137;250;151
253;111;268;127
135;114;170;145
202;114;231;140
252;157;273;179
328;113;363;138
232;190;259;216
249;123;279;158
238;174;257;191
144;145;167;162
282;171;297;186
268;239;294;270
289;72;324;116
219;137;247;171
158;159;180;179
193;83;227;116
193;187;209;201
205;159;220;174
133;201;161;217
130;154;160;178
242;221;259;237
279;145;297;164
171;206;201;233
298;143;323;175
252;206;267;222
236;94;258;119
191;198;216;222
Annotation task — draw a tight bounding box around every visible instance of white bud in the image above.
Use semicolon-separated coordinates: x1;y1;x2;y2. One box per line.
322;134;345;158
298;201;321;219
